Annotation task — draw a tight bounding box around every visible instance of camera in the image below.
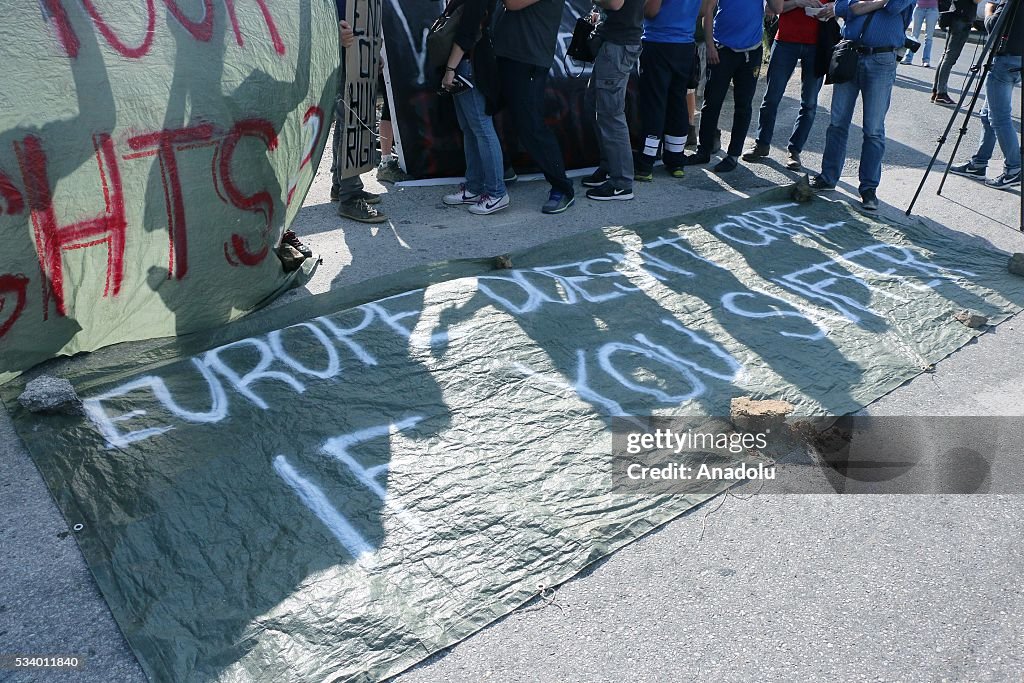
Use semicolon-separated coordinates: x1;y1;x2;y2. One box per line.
904;36;921;53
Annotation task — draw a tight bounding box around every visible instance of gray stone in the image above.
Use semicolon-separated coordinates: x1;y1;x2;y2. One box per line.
17;375;82;415
1009;253;1024;277
954;309;988;329
789;174;813;203
730;397;794;432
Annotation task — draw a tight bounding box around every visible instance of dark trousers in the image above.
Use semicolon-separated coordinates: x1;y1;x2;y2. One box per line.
698;45;762;157
496;57;574;196
638;40;695;167
933;17;973;96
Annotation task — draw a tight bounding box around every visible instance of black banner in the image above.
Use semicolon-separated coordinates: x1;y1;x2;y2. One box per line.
382;0;640;179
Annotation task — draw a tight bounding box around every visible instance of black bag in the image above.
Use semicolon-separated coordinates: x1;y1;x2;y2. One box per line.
567;13;600;62
426;0;469;82
826;12;876;85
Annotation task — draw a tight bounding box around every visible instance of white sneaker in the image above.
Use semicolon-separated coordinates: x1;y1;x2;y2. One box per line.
443;184;480;206
467;193;509;215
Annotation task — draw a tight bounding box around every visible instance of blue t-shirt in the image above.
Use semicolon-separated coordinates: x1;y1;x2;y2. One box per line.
643;0;703;43
713;0;765;50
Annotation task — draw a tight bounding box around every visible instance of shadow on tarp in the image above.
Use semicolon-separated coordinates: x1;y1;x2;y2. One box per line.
3;186;1024;683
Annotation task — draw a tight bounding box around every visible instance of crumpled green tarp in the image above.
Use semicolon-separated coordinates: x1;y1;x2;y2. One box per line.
6;190;1024;682
0;0;337;383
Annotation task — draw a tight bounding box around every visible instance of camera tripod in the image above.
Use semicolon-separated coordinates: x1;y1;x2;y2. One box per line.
906;0;1022;230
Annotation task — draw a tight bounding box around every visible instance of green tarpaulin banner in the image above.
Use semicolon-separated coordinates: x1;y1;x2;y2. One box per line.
6;191;1024;682
0;0;338;383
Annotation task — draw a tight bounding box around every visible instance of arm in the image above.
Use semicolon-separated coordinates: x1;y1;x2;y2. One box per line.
767;0;785;14
596;0;626;11
848;0;885;15
702;0;719;63
644;0;663;18
442;44;465;89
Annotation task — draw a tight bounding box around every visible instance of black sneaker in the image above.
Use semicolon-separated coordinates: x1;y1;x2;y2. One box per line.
357;190;382;205
582;168;609;188
504;166;518;184
586;183;634;201
809;175;836;191
861;189;879;211
714;156;738;173
949;161;987;180
985;170;1021;189
281;230;312;257
682;152;711;166
339;198;388;223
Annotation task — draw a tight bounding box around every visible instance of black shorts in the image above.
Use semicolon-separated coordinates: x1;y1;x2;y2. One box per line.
377;73;391;121
688;47;702;90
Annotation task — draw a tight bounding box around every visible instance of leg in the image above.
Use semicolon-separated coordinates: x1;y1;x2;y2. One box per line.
728;46;762;158
638;41;674;168
984;56;1023;174
663;44;695;167
789;43;824;154
756;40;800;148
453;63;485;196
857;52;898;193
586;52;608;174
970;98;997;169
593;42;641;190
698;48;735;156
819;79;860;186
903;9;922;64
934;19;971;96
455;61;506;197
506;60;574;196
922;8;939;64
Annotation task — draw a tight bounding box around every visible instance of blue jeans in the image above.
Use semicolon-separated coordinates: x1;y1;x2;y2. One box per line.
820;51;897;194
970;55;1022;175
755;40;823;153
903;7;939;64
453;60;506;198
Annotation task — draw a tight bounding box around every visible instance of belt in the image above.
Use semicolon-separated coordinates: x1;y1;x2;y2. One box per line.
856;46;897;54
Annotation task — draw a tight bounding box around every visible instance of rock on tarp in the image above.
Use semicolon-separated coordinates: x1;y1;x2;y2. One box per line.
0;1;338;383
6;191;1024;682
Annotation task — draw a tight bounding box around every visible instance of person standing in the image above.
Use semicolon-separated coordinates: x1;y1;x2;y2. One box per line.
440;0;509;214
684;0;786;172
632;0;703;180
932;0;983;104
332;0;388;224
741;0;835;171
901;0;940;66
582;0;646;199
493;0;576;213
949;0;1022;188
810;0;916;211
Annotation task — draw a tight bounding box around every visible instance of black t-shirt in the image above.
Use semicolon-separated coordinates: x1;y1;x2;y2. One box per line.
599;0;647;45
493;0;564;68
990;0;1023;56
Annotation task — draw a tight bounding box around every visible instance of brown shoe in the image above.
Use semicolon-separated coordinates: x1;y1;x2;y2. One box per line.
339;198;388;224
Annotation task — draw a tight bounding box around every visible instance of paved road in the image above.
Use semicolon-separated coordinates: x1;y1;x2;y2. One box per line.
1;34;1021;683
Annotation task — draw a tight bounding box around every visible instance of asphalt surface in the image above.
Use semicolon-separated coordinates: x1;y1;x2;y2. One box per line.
1;33;1022;683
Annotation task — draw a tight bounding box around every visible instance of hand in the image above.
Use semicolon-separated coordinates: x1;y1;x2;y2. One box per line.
817;2;835;19
799;0;819;8
588;10;601;24
442;68;456;91
707;42;719;65
339;20;355;49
